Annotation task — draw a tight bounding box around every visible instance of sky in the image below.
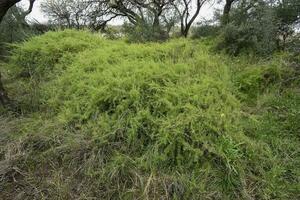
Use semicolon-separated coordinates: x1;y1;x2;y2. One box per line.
19;0;222;25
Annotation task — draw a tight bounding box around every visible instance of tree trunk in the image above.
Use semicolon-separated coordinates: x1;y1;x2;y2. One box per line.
0;0;21;23
0;0;35;109
183;29;189;38
222;0;235;25
0;0;36;24
0;1;19;107
181;0;203;38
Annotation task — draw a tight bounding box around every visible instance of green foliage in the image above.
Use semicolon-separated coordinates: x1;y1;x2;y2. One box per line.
234;60;295;101
48;41;243;173
123;21;169;43
275;0;300;25
286;34;300;66
9;30;104;77
216;0;299;57
217;23;256;55
0;6;35;58
240;89;300;199
1;30;299;199
3;30;107;112
217;1;278;56
191;24;220;39
104;26;123;40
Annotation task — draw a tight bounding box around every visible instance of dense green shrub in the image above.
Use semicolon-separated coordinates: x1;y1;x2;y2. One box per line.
217;23;256;55
2;30;299;199
217;2;278;56
9;30;105;77
234;62;295;100
5;30;109;111
191;24;220;39
48;42;243;170
103;26;123;40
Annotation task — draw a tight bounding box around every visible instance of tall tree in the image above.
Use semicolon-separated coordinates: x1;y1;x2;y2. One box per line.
110;0;175;27
172;0;208;37
42;0;118;30
110;0;178;41
0;0;35;107
0;0;35;24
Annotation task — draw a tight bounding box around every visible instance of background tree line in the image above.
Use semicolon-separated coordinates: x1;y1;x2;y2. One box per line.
0;0;299;46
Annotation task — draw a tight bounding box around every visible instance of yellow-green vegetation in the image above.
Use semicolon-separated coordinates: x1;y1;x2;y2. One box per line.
1;30;299;199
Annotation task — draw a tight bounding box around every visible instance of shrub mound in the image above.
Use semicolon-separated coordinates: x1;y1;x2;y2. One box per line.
1;30;299;199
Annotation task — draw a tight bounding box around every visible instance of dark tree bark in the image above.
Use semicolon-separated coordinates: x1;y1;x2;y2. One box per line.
0;0;35;24
222;0;237;24
183;0;202;37
173;0;207;38
0;0;21;23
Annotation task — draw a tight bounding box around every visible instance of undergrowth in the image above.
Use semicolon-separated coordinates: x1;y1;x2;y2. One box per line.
0;30;299;199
